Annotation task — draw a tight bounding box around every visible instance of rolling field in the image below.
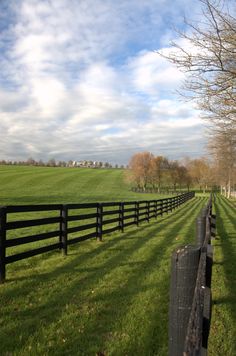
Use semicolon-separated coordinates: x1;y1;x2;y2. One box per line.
0;166;235;355
0;165;162;205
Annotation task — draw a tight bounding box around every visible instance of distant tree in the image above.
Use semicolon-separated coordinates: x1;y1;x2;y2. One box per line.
47;158;56;167
149;156;169;192
129;152;154;191
168;161;180;192
26;157;36;166
187;158;211;192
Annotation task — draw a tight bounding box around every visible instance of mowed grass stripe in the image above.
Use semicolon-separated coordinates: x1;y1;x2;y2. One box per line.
0;165;159;205
208;195;236;356
0;197;206;356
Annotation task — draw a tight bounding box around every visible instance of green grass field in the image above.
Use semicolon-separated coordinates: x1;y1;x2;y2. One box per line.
0;166;235;355
0;165;164;205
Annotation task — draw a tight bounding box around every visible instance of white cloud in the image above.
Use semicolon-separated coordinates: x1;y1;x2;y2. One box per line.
0;0;206;164
127;50;185;95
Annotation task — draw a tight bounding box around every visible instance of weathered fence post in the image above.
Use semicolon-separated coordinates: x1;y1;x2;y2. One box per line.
155;200;158;219
210;214;216;238
97;203;103;241
196;215;206;247
168;245;200;356
161;200;163;216
135;202;139;226
61;205;68;256
0;207;7;283
119;202;124;232
146;201;150;222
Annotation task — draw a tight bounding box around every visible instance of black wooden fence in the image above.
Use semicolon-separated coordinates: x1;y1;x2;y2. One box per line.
169;194;215;356
0;191;194;283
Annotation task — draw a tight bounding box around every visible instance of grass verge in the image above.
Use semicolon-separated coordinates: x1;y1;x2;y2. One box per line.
208;195;236;356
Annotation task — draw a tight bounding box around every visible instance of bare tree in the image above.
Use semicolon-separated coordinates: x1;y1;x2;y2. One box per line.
159;0;236;126
129;152;154;191
158;0;236;194
208;127;236;196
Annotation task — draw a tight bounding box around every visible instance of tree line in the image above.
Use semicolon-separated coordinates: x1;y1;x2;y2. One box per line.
128;151;235;195
0;158;126;169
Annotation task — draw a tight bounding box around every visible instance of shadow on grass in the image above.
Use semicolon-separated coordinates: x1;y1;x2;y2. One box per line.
0;197;206;355
213;195;236;351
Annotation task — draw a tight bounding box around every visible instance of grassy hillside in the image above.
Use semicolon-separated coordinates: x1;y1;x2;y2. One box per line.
0;165;165;205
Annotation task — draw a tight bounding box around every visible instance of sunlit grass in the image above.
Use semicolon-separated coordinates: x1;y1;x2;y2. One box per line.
208;195;236;356
0;165;171;205
0;196;207;355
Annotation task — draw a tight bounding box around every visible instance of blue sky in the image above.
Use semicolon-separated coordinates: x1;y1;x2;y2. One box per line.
0;0;207;164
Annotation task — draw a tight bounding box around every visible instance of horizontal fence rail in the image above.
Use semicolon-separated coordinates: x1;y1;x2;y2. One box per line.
169;194;215;356
0;192;195;283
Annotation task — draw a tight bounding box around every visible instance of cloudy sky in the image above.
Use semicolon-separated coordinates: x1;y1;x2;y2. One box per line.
0;0;207;164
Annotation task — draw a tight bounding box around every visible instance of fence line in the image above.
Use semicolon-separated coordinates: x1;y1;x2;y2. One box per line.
168;194;215;356
0;192;194;283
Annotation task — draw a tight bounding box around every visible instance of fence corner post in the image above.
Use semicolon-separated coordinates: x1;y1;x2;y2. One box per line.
0;207;7;283
168;245;200;356
61;204;68;256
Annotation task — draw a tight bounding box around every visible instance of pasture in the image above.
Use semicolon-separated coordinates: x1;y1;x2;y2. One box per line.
0;165;161;205
0;165;235;355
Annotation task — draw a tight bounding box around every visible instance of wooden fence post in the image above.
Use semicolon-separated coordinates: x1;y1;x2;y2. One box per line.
61;205;68;256
97;203;103;241
119;202;124;232
147;201;150;222
155;200;158;219
168;245;200;356
196;215;206;247
0;207;7;283
135;202;139;226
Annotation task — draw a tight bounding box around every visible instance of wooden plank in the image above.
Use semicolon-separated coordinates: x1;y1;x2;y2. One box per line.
102;202;120;207
123;207;135;213
103;226;120;234
102;210;120;216
138;212;147;217
67;232;97;245
138;217;148;223
123;214;136;220
5;205;62;213
66;203;98;209
123;221;136;228
0;207;7;283
123;202;136;206
67;213;98;221
6;217;61;230
6;230;61;247
67;223;97;234
103;217;119;225
5;243;61;264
